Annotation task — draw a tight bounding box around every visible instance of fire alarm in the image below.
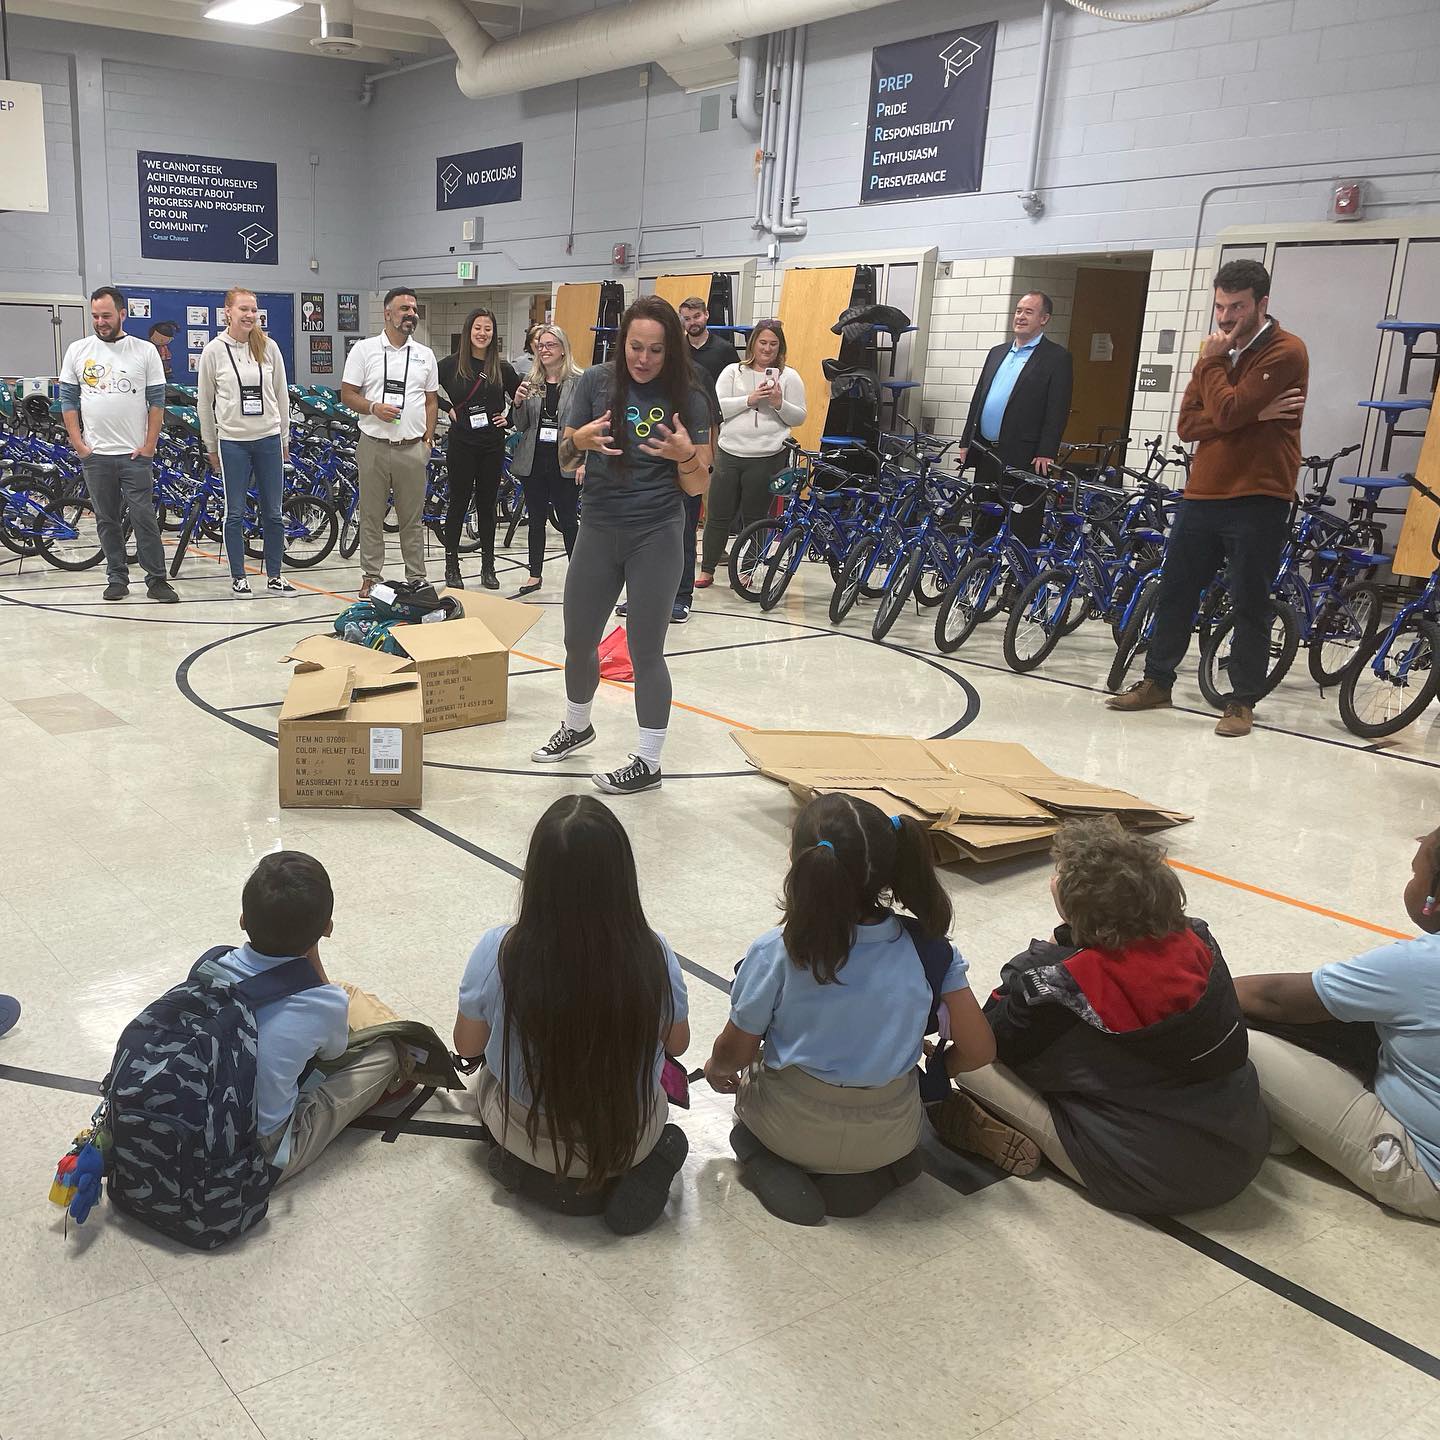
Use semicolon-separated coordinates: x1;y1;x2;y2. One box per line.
611;242;630;266
1332;181;1364;221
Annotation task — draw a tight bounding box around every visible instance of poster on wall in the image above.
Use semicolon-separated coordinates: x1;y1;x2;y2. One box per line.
337;292;360;332
0;80;49;213
859;22;996;205
310;335;334;375
121;287;295;384
436;142;523;211
138;151;279;263
301;293;326;332
344;335;362;356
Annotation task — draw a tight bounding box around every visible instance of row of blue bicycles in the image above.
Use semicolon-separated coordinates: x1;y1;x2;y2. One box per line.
725;427;1440;741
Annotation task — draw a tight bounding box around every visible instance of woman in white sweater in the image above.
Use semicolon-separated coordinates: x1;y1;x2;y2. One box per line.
197;287;293;596
697;321;806;588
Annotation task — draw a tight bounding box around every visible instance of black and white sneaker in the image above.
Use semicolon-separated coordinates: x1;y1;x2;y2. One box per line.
593;754;662;795
530;723;595;764
231;578;252;598
267;575;297;594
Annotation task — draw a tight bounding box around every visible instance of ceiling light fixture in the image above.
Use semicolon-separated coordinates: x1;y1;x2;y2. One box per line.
204;0;303;25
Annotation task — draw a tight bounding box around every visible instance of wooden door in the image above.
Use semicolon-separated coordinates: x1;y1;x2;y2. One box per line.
1063;267;1150;448
653;274;713;311
777;266;856;452
552;283;603;367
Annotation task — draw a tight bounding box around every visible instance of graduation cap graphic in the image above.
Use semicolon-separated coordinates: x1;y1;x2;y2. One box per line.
238;223;274;259
938;34;981;86
440;163;464;200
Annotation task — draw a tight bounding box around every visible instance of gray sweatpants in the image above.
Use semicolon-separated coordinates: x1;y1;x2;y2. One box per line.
563;516;683;729
85;453;165;585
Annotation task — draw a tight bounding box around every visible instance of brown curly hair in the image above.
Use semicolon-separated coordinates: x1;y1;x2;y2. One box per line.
1052;816;1186;950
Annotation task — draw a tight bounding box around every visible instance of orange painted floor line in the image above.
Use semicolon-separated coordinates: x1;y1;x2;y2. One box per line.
1167;858;1410;942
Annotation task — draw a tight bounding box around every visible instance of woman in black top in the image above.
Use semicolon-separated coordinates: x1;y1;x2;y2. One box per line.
437;307;518;590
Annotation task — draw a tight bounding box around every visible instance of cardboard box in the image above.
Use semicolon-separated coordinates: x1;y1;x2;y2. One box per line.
283;589;542;735
731;729;1189;864
278;664;425;809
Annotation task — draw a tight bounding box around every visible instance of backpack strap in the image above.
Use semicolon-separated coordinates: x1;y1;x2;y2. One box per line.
898;916;955;1104
227;955;327;1009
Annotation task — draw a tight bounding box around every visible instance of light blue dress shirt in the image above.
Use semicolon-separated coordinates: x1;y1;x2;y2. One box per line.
979;332;1043;443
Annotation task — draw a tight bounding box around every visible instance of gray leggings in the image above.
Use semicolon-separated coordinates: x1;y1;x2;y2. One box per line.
563;516;684;729
701;448;786;574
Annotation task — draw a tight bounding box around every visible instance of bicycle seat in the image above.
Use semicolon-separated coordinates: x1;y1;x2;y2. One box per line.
1338;547;1386;568
977;501;1005;517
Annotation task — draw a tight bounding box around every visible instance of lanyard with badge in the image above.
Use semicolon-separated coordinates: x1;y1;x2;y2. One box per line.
382;344;411;411
537;382;560;446
225;341;265;418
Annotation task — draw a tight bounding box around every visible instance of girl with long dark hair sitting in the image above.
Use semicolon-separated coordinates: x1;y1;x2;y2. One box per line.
703;793;996;1225
531;296;713;796
453;795;691;1235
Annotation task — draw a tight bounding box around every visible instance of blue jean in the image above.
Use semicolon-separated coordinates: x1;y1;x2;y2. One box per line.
219;434;285;579
675;491;702;605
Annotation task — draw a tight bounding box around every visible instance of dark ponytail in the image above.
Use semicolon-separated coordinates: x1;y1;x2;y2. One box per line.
780;794;952;983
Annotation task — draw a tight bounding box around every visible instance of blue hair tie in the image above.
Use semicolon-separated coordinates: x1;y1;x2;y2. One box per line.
815;840;834;852
891;815;903;831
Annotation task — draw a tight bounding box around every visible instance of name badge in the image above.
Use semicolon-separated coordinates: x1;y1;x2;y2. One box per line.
466;405;489;429
538;422;559;444
239;383;264;418
383;378;405;403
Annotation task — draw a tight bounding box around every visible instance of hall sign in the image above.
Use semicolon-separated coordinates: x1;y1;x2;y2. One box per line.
860;23;996;205
436;142;523;211
0;80;48;212
138;150;279;264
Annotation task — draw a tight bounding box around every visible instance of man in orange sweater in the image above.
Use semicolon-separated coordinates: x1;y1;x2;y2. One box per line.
1108;259;1307;737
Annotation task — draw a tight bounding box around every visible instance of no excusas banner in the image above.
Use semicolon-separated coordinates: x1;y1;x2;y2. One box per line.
138;151;279;263
436;142;523;211
860;23;996;205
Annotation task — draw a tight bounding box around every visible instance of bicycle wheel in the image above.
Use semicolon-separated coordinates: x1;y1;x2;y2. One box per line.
339;508;360;559
36;492;106;570
1338;617;1440;739
916;531;961;608
1107;575;1160;693
1197;600;1299;709
280;494;339;568
934;556;1000;654
0;474;55;557
1308;579;1382;687
830;535;878;624
872;547;923;641
1003;568;1075;673
729;518;786;603
861;525;903;599
759;526;807;611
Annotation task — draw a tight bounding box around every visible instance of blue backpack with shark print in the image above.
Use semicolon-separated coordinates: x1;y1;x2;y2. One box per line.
102;946;323;1249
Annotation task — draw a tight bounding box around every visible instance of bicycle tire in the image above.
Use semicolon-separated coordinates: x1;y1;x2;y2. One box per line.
339;509;359;559
1106;576;1160;693
1196;599;1299;710
872;547;922;641
916;533;959;608
0;473;55;557
280;494;339;568
861;525;903;599
1003;567;1074;673
36;492;105;571
759;526;807;611
934;555;999;654
1308;579;1382;687
829;535;878;624
729;518;785;603
1338;616;1440;739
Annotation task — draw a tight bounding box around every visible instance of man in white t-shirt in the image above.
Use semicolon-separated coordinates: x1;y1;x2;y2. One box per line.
59;286;178;602
339;287;439;598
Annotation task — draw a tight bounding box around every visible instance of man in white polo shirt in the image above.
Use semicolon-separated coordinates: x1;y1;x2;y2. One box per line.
58;285;179;603
340;287;439;598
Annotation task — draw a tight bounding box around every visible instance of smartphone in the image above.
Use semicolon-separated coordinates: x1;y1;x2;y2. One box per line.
764;367;777;386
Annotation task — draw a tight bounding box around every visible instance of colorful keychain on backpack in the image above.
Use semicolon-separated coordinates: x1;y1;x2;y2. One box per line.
48;1103;110;1235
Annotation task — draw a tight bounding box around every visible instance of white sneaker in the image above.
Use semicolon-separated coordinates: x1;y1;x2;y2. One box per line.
267;575;297;594
231;577;252;597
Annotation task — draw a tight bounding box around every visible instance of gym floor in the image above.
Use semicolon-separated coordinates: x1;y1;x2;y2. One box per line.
2;532;1439;1440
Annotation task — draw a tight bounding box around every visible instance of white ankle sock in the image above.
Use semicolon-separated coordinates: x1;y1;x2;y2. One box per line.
564;700;593;733
634;726;667;770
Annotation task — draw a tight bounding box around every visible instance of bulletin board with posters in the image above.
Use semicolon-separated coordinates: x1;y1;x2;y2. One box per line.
120;286;295;385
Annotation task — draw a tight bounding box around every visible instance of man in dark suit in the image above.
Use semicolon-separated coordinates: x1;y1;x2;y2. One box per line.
960;292;1074;547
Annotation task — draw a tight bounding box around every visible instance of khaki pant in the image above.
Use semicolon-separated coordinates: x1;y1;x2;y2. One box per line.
477;1065;667;1181
1247;1030;1440;1221
735;1062;922;1174
955;1063;1083;1184
358;434;429;583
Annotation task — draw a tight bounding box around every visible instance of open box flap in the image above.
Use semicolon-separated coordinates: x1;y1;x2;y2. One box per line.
281;635;413;678
392;615;507;663
439;588;545;650
280;665;353;721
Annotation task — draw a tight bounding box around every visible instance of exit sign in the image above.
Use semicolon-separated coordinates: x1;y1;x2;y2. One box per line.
457;260;476;281
1137;363;1172;393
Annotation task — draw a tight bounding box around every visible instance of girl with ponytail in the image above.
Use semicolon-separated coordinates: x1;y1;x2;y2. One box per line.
703;792;995;1225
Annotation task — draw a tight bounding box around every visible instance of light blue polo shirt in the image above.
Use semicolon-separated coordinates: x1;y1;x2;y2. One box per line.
208;943;350;1139
729;913;969;1087
1312;932;1440;1183
458;924;689;1108
980;332;1043;443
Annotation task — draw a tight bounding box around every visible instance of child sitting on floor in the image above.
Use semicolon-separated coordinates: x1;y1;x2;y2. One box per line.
453;795;690;1235
936;816;1269;1215
703;792;996;1225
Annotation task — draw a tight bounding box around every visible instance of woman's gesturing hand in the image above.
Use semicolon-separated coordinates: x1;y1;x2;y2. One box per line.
574;409;622;456
639;412;696;463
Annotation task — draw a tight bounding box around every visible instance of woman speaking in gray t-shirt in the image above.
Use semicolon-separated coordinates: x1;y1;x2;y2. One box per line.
530;297;713;796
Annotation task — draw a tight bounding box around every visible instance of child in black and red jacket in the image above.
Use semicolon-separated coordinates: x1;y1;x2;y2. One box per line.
931;816;1269;1215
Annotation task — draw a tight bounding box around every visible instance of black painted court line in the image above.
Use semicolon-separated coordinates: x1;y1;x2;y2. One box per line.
1150;1215;1440;1382
0;1063;101;1096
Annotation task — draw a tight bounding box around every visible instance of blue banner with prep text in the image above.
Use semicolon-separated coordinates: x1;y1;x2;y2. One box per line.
138;151;279;264
860;23;995;205
436;142;523;211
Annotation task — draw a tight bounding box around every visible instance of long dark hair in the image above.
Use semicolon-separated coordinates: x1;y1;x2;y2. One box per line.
498;796;672;1184
781;793;952;984
455;306;501;386
608;296;697;477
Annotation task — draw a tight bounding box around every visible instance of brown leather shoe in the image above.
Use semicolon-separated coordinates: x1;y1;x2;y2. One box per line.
1106;678;1172;712
928;1092;1042;1176
1215;702;1254;737
358;577;375;600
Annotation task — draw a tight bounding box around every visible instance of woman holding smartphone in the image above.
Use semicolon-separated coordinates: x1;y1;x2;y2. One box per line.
697;320;806;589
